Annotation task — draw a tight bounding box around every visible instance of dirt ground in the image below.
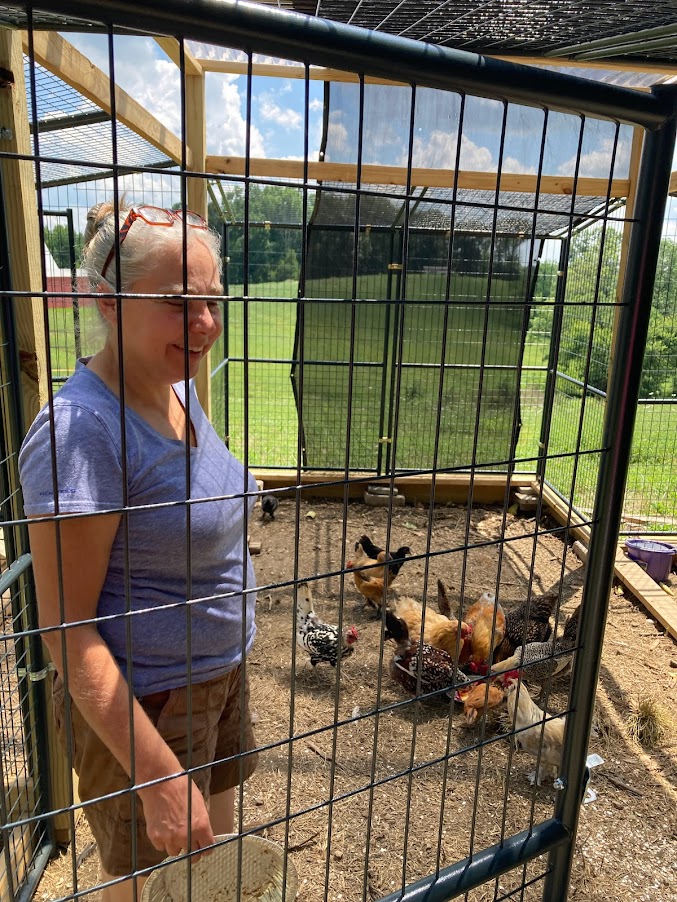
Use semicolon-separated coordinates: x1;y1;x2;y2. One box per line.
35;499;677;902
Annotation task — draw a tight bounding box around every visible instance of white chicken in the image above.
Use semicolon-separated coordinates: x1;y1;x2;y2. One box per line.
498;670;566;785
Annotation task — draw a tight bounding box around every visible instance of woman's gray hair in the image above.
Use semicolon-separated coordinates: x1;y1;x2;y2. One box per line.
82;200;223;291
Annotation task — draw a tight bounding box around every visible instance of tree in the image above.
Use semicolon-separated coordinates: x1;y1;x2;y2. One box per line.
44;223;83;270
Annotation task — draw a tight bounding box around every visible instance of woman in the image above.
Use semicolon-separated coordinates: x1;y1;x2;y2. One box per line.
19;201;258;901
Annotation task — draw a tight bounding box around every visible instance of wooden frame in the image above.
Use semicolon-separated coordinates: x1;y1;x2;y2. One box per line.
196;57;677;85
206;155;630;196
22;31;189;166
252;470;529;505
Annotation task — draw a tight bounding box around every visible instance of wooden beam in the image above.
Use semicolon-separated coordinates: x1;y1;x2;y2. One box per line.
610;126;645;373
197;56;677;84
184;69;212;418
490;54;677;79
154;36;202;76
534;479;677;641
669;170;677;197
23;31;188;166
0;29;49;427
251;470;530;504
197;59;406;85
206;155;629;197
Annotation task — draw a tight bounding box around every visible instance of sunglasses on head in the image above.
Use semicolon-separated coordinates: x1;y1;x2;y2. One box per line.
100;205;208;281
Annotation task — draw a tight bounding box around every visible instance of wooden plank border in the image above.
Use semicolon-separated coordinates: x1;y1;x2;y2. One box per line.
252;470;530;504
534;479;677;641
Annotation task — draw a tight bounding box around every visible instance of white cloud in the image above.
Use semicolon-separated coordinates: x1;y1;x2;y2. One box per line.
258;99;302;130
208;82;265;158
502;156;537;175
309;98;324;113
557;135;631;179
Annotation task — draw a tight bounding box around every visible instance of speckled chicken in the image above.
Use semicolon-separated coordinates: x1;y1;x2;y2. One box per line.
384;609;468;697
296;583;359;668
494;592;558;663
490;604;580;686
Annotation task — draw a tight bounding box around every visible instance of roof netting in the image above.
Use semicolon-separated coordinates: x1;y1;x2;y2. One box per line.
25;59;173;187
310;82;631;239
1;1;676;66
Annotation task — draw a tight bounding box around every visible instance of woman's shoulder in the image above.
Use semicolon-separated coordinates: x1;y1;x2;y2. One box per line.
22;361;123;456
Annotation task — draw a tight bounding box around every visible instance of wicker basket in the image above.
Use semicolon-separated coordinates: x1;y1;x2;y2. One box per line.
141;834;298;902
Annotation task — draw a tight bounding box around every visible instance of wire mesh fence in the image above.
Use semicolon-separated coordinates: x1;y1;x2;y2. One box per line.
1;3;676;902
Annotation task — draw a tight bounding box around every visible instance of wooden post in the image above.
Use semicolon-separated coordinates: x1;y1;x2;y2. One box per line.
184;68;212;418
0;28;48;427
0;28;76;846
609;126;645;374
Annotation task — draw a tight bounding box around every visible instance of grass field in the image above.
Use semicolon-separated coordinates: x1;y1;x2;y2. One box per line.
46;273;677;526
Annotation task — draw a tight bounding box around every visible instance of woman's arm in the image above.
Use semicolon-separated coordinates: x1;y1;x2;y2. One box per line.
29;513;215;858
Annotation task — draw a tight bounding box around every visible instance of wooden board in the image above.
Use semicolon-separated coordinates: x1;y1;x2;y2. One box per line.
533;479;677;641
207;155;629;197
251;469;530;505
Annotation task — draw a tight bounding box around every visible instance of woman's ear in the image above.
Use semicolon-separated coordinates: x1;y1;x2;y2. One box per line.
96;293;117;324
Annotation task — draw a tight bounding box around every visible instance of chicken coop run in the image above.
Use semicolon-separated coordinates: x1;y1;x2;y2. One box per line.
1;1;677;901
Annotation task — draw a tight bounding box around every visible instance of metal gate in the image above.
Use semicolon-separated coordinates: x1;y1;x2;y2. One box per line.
0;2;675;901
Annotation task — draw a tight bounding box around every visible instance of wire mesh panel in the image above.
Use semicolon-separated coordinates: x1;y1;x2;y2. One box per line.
0;3;676;902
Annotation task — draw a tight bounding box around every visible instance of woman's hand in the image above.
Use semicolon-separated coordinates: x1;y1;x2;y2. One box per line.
140;772;215;860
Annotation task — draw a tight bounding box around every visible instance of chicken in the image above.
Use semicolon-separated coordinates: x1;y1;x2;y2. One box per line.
260;494;279;520
384;609;468;697
393;595;472;663
296;582;359;668
455;679;506;726
494;592;558;663
346;557;395;617
437;578;452;616
490;604;580;688
350;540;390;581
464;591;506;666
357;535;411;580
498;671;566;785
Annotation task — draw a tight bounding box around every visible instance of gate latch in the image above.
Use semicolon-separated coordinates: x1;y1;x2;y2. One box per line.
17;661;55;682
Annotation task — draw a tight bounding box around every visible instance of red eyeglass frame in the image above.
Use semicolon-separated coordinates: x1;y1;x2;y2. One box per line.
100;205;208;281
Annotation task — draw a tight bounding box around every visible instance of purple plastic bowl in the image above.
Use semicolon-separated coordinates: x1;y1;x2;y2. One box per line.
624;538;677;583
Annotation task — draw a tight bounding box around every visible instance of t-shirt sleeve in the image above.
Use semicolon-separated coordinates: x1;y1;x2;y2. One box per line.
19;402;125;516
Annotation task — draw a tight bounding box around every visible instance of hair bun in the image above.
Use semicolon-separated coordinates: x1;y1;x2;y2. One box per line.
83;198;129;247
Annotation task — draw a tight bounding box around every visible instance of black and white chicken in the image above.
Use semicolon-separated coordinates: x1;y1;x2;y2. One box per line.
296;582;359;668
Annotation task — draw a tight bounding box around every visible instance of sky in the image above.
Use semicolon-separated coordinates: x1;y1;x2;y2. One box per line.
38;30;674;249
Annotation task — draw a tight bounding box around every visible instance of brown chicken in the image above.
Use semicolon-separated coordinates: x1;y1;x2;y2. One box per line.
455;679;506;726
464;591;506;666
393;596;472;663
350;541;390;581
347;567;393;617
494;592;558;663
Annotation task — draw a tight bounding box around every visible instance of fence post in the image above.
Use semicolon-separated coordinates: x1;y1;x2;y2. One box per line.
544;90;677;901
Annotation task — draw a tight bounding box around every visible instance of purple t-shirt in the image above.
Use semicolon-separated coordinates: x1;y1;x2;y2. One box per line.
19;359;257;695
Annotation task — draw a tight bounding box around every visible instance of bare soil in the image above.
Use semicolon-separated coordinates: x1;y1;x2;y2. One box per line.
34;500;677;902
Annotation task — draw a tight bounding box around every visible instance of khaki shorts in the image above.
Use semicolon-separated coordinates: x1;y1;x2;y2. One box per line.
52;666;258;877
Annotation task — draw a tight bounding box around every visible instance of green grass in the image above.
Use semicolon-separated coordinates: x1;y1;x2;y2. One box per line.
47;274;677;526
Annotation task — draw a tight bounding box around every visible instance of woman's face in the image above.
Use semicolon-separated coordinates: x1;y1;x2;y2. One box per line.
104;240;223;384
